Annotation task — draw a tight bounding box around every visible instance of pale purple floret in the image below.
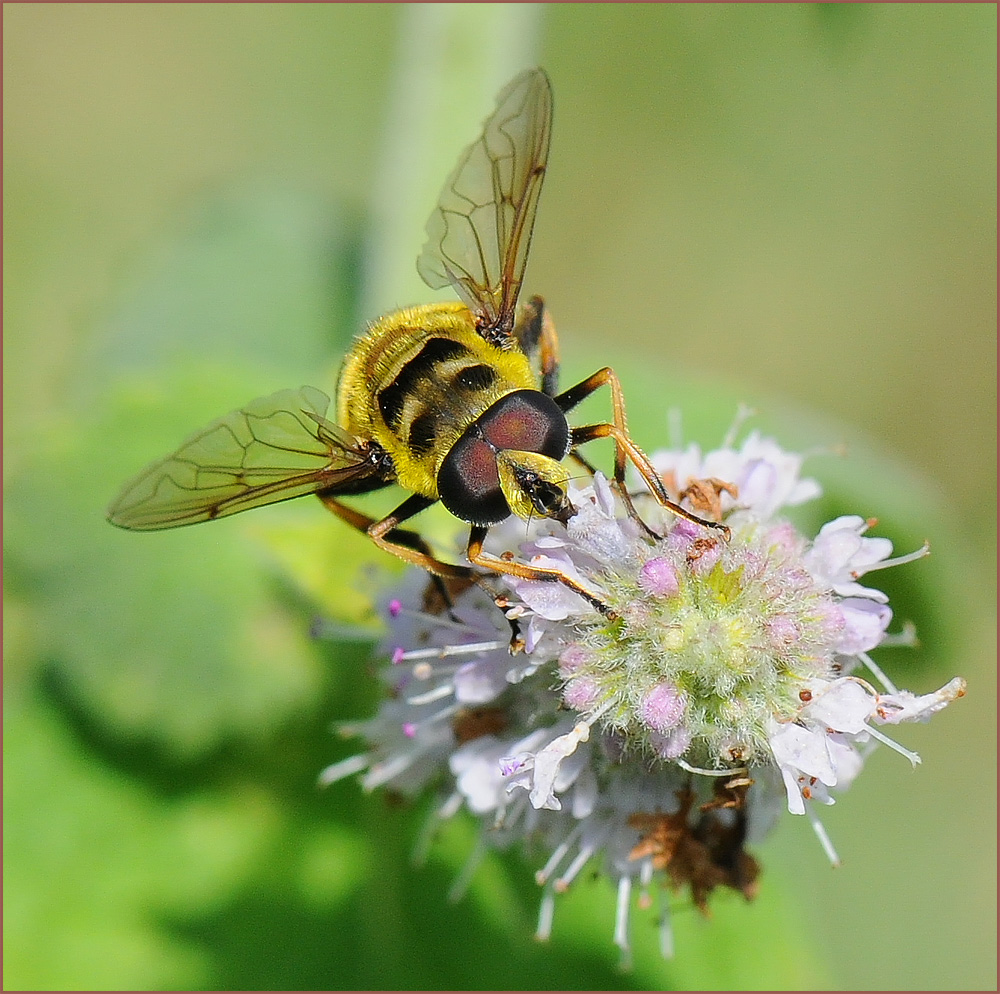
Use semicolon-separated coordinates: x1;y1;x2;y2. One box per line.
322;425;963;961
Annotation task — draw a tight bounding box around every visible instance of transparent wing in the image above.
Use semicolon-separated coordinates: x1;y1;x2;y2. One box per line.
108;386;384;530
416;67;553;338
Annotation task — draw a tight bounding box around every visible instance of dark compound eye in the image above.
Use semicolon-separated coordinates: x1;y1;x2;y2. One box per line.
437;391;571;527
477;390;570;459
437;433;510;526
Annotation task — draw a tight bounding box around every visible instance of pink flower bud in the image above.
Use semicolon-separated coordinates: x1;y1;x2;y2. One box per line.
638;557;680;597
639;682;687;733
562;676;601;711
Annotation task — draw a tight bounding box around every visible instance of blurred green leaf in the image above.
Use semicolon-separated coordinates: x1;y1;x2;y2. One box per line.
90;183;360;393
5;186;368;756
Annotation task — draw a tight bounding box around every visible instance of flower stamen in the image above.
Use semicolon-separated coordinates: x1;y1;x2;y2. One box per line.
395;639;509;661
676;758;748;778
404;684;455;706
535;823;584;885
854;540;930;576
535;888;556;943
554;841;598;892
864;724;921;767
318;753;369;786
614;875;633;969
858;650;899;693
805;803;842;867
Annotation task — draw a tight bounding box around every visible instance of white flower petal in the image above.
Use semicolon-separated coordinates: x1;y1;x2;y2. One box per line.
453;656;509;704
509;554;595;620
805;679;876;734
805;515;895;597
451;739;507;814
779;764;807;815
875;677;967;724
826;734;865;790
507;721;593;812
837;598;893;653
768;720;837;786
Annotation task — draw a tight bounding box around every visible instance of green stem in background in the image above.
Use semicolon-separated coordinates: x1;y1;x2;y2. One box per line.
360;3;545;323
350;8;544;972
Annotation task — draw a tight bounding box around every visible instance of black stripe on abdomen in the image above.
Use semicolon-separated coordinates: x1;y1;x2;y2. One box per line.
377;337;472;430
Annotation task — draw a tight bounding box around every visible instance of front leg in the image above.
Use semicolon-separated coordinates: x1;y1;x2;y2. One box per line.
558;367;730;539
466;525;618;619
510;301;601;481
318;492;472;580
319;492;526;647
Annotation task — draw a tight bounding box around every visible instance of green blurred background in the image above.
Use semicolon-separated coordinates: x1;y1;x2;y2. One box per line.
4;4;995;990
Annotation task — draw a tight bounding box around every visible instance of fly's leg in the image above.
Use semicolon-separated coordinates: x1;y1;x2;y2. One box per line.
568;448;600;479
419;571;527;655
558;367;730;540
317;492;524;648
318;492;470;615
467;525;618;620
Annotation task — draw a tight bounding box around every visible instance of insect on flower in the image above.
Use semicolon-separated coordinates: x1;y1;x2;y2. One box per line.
107;68;725;617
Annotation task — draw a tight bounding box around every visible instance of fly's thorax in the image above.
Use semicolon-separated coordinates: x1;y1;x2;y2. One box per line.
336;302;538;498
437;390;572;526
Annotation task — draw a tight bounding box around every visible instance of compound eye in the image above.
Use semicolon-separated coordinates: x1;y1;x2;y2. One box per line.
437;434;511;526
478;390;570;460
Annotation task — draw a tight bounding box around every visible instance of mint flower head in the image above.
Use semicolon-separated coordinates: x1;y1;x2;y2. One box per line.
321;423;965;963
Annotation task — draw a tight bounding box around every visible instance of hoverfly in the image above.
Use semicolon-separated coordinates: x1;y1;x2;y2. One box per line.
108;68;725;618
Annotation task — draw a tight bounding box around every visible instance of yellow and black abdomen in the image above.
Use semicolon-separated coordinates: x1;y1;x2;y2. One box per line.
336;302;538;499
